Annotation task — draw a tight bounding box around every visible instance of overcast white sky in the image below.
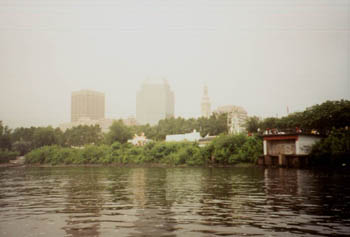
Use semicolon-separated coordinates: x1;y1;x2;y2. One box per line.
0;0;349;128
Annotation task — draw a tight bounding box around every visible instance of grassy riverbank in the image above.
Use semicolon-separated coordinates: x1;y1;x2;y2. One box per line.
25;134;263;166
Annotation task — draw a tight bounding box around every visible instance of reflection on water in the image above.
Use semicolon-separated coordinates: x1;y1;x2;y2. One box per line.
0;167;350;236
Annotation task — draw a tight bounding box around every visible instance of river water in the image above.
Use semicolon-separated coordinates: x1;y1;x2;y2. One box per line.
0;167;349;237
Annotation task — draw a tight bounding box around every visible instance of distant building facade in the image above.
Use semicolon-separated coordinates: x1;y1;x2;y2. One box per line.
71;90;105;122
201;85;211;118
214;105;248;134
123;117;138;126
136;79;174;125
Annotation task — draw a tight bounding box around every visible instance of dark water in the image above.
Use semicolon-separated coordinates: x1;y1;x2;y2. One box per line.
0;167;350;237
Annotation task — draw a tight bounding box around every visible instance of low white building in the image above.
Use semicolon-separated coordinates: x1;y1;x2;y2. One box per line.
166;130;201;142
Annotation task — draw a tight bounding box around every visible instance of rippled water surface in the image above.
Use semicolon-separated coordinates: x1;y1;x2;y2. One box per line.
1;167;350;236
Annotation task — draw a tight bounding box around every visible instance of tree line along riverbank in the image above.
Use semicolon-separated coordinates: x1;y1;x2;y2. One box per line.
1;100;350;166
24;134;262;166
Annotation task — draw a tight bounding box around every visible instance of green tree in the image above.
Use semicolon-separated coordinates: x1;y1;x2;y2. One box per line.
257;100;350;134
207;134;262;164
12;140;32;155
128;113;227;141
63;125;103;147
0;150;19;163
11;127;36;154
105;120;132;144
0;121;12;150
11;127;36;143
244;116;261;133
198;113;227;137
310;128;350;166
32;126;60;148
259;117;279;131
301;100;350;134
209;134;247;164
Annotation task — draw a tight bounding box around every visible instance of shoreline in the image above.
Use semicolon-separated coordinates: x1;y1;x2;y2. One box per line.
2;162;257;168
0;163;25;168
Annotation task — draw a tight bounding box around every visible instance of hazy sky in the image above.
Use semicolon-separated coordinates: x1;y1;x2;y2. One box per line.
1;0;349;128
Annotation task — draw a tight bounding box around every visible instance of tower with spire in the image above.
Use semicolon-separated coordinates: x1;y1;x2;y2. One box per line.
201;85;211;118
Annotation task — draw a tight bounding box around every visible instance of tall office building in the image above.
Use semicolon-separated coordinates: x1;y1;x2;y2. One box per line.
136;79;174;125
71;90;105;122
201;85;211;118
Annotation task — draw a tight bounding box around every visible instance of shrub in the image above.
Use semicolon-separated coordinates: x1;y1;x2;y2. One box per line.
25;146;59;164
210;134;247;164
23;134;264;166
310;128;350;166
205;134;263;164
183;145;204;165
232;136;263;163
80;145;110;164
12;140;32;155
0;150;19;163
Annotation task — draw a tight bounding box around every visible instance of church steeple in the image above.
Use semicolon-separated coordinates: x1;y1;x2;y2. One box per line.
201;85;211;118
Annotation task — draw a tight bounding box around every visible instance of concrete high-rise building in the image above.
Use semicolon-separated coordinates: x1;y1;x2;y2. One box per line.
71;90;105;122
201;85;211;118
136;79;174;125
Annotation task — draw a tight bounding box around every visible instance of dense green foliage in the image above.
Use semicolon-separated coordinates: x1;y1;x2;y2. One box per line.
63;125;103;146
130;113;228;140
207;134;263;164
3;99;349;166
25;142;204;166
0;121;12;150
105;120;133;144
245;100;350;134
0;150;19;163
25;134;263;166
9;126;36;154
0;121;20;163
9;124;103;155
32;127;61;148
2;112;228;156
243;100;350;166
310;128;350;166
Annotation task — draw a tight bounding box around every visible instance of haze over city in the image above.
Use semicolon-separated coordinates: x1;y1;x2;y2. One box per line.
1;0;349;128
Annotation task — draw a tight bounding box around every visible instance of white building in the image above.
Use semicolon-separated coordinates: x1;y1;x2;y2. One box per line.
214;105;248;134
166;130;201;142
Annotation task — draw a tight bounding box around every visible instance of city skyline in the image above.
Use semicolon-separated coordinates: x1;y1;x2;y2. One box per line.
0;0;349;128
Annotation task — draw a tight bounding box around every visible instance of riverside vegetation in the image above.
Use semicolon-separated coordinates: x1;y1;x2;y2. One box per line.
1;100;349;166
24;135;262;166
